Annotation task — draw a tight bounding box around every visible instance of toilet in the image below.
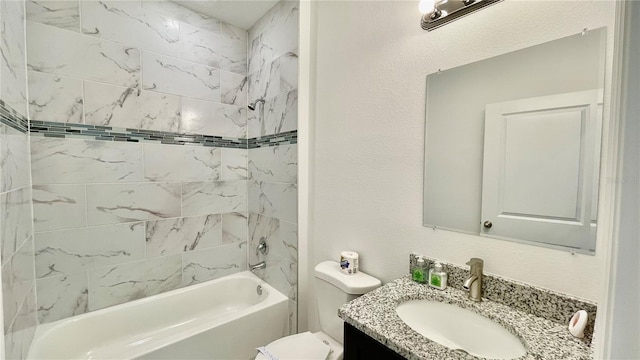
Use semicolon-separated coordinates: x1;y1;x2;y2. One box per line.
255;260;382;360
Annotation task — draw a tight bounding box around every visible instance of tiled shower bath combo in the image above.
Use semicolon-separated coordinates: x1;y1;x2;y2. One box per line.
0;1;299;358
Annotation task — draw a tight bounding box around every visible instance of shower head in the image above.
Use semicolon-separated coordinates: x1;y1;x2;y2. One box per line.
248;99;265;111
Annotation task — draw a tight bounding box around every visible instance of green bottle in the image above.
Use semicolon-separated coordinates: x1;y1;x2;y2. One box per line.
428;262;448;290
412;256;427;283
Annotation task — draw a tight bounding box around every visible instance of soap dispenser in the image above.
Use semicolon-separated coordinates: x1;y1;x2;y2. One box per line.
429;262;448;290
412;256;427;283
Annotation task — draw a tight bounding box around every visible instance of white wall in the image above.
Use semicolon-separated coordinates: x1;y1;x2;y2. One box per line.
297;0;315;333
309;0;617;328
605;1;640;358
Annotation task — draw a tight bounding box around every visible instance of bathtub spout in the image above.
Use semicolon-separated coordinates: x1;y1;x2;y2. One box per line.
250;261;266;271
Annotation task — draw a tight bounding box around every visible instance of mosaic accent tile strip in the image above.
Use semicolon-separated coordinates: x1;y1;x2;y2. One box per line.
409;253;597;343
0;99;29;133
248;130;298;148
30;120;247;148
29;120;297;149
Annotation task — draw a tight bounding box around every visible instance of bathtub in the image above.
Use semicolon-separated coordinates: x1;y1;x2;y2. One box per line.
28;271;289;360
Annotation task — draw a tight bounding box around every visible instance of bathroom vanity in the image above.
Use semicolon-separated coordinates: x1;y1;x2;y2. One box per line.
344;323;406;360
339;254;597;360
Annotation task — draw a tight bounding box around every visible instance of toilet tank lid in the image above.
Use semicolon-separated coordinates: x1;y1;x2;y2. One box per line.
314;261;382;295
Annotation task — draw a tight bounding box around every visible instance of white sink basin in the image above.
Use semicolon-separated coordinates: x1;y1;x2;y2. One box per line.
396;300;526;359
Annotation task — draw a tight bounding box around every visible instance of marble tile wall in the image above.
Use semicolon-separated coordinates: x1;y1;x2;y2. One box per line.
22;0;252;324
1;1;28;118
25;0;248;137
248;145;298;334
246;1;299;334
1;1;37;358
247;1;299;138
20;0;299;338
31;137;250;324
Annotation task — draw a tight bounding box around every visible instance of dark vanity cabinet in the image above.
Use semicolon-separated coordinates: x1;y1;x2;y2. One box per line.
343;323;407;360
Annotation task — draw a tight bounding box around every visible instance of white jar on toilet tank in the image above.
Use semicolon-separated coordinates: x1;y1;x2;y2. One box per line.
339;251;359;275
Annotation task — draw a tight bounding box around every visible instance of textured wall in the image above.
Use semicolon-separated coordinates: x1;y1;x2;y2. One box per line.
26;0;250;324
0;0;37;359
311;0;615;309
247;0;299;334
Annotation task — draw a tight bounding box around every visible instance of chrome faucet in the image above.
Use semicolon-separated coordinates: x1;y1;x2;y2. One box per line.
250;261;266;271
256;238;269;256
463;258;484;302
250;239;269;272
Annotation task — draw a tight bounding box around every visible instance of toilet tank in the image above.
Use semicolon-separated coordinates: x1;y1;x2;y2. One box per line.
314;261;382;343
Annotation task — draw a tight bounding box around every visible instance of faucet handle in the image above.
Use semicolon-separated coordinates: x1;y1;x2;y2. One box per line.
256;238;269;256
466;258;484;269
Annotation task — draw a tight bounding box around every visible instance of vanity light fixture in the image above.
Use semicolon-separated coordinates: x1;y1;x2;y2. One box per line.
420;0;502;31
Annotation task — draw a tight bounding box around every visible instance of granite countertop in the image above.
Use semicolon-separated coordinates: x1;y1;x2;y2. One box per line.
338;276;593;360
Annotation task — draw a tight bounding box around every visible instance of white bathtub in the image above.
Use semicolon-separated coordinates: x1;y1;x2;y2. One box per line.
28;271;289;360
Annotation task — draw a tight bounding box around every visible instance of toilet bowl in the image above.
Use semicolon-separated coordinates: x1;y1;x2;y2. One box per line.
254;261;381;360
254;331;343;360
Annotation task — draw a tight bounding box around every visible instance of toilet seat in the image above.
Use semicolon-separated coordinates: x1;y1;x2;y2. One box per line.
254;331;344;360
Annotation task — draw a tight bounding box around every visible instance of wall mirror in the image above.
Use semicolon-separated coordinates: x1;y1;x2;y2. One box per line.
423;28;606;254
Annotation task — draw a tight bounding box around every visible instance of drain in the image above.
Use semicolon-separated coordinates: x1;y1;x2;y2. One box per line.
256;285;263;295
322;340;334;354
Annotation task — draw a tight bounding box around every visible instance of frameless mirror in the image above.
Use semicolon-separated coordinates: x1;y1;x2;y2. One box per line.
423;28;606;254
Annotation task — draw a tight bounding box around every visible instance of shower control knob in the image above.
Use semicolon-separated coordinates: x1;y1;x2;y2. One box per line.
256;238;269;256
483;221;493;229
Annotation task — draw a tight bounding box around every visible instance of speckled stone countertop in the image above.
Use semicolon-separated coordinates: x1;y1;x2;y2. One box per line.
339;276;594;360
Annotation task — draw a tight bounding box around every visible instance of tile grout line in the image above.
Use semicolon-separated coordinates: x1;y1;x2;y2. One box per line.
21;0;41;332
84;184;88;228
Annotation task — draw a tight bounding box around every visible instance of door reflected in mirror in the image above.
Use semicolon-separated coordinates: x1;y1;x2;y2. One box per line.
423;28;606;254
